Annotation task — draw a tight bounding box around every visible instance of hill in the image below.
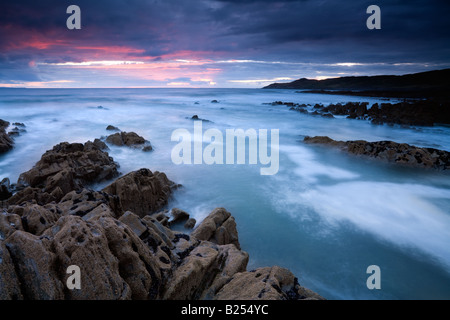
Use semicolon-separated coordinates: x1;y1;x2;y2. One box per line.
263;68;450;98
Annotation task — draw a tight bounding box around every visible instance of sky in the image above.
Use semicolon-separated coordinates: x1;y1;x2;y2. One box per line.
1;0;450;88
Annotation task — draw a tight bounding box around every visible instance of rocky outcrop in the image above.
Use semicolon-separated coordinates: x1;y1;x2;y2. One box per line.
0;138;323;301
0;119;14;154
304;136;450;170
102;168;178;218
105;131;152;151
274;99;450;127
214;266;323;300
191;207;241;250
0;178;12;201
9;141;119;205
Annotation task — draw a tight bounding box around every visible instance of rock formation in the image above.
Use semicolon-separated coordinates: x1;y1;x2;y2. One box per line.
105;131;153;151
0;139;324;301
9;141;119;205
0;120;14;154
304;136;450;170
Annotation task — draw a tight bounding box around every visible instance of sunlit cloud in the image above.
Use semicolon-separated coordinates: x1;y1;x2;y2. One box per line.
0;80;75;88
228;77;293;84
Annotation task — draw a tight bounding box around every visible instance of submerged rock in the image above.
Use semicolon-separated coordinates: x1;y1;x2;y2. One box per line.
106;125;120;131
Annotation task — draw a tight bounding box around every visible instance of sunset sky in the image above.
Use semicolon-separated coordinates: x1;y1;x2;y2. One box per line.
1;0;450;88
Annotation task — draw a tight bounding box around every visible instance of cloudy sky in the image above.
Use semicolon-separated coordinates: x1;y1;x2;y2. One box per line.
1;0;449;88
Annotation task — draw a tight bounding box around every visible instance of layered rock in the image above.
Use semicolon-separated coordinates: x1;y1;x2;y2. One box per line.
0;196;323;300
191;207;241;250
102;168;178;218
304;136;450;170
9;141;119;205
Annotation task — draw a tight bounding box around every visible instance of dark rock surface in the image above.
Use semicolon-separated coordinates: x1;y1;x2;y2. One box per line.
10;141;119;205
304;136;450;170
273;100;450;127
102;168;177;218
0;120;14;154
105;131;152;151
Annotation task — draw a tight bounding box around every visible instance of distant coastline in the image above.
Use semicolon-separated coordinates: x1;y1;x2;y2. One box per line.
263;68;450;99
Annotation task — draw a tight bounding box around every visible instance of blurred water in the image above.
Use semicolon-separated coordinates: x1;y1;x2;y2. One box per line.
1;88;449;299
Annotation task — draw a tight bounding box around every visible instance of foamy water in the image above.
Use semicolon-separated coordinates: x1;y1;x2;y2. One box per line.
1;88;449;299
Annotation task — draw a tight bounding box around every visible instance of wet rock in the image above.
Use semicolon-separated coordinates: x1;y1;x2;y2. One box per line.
0;119;13;154
0;240;23;299
190;115;211;122
214;266;324;300
102;168;177;218
16;141;119;201
106;125;120;131
184;218;196;229
0;178;12;201
211;100;219;103
321;113;334;118
191;207;241;250
304;136;450;170
0;211;24;239
4;230;65;299
170;208;190;224
105;131;152;151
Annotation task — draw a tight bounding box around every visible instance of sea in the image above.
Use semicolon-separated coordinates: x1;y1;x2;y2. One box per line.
1;88;449;300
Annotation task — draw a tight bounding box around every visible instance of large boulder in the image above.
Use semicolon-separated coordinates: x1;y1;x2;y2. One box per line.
102;168;177;218
191;207;241;249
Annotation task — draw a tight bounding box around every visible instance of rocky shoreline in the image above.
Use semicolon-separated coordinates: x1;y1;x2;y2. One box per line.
304;136;450;170
0;121;324;300
269;99;450;126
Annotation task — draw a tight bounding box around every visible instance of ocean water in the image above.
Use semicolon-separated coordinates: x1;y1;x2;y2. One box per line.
1;88;449;300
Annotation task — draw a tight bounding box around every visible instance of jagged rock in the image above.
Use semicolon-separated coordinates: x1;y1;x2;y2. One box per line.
304;136;450;170
0;178;12;200
13;141;119;204
214;266;324;300
102;168;177;218
0;240;23;299
191;207;240;249
170;208;190;224
106;125;120;131
4;230;65;299
119;211;148;238
0;211;23;239
58;188;122;219
184;218;196;229
106;131;145;146
0;119;13;154
7;186;64;206
10;203;59;236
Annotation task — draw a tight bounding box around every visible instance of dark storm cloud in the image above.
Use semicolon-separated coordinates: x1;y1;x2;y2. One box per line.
0;0;449;85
